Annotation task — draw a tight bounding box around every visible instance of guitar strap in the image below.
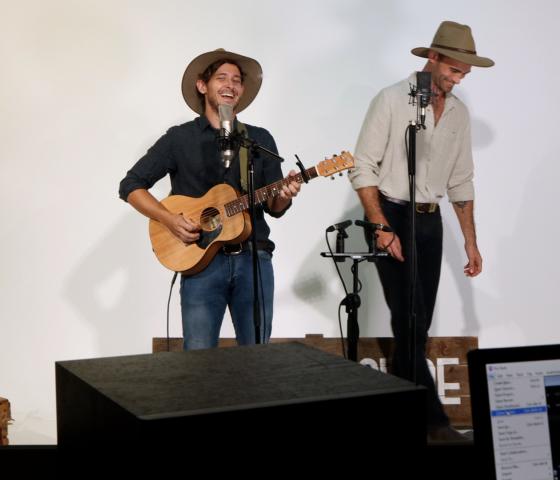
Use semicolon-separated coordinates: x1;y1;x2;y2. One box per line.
236;121;249;193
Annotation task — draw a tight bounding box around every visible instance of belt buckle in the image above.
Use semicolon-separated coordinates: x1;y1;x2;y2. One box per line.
415;203;437;214
223;243;243;255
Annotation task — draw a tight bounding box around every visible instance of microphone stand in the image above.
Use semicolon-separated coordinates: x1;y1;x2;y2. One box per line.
406;80;429;383
407;121;418;383
234;133;284;344
321;224;388;362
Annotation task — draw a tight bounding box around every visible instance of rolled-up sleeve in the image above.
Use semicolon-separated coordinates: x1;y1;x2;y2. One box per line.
349;89;391;191
447;116;475;203
118;130;175;202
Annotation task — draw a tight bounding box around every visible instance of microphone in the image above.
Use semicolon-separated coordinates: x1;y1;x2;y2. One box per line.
218;104;235;168
354;219;393;232
326;219;352;233
416;71;432;127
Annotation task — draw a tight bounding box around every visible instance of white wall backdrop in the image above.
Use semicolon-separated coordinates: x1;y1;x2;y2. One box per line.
1;0;559;443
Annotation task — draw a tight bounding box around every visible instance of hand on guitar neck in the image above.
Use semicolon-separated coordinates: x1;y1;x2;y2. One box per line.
268;169;301;213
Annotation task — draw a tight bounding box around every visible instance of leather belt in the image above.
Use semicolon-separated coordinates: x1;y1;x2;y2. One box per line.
222;243;247;255
381;194;439;214
222;241;272;255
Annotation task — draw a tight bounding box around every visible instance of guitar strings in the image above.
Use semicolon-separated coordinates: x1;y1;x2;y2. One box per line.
194;171;309;222
189;158;348;223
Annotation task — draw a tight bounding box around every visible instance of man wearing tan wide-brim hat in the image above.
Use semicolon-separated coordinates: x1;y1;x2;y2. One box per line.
119;49;300;351
349;21;494;443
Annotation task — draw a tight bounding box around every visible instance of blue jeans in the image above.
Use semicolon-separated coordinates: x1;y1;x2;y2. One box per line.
180;250;274;350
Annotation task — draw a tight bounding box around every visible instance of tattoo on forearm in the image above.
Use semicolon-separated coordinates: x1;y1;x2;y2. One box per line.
454;201;467;213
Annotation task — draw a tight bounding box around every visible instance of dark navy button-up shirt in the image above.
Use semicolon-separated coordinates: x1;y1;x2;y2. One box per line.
119;116;288;252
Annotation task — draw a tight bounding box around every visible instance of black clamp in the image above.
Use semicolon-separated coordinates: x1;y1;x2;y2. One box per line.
294;154;310;183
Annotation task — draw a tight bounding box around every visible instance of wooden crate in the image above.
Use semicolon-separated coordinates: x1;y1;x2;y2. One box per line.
0;397;11;446
152;334;477;428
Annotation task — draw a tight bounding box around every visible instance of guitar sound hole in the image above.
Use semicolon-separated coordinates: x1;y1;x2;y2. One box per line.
200;207;221;231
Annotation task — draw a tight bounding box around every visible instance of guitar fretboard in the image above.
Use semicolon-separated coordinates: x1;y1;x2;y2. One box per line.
224;167;319;216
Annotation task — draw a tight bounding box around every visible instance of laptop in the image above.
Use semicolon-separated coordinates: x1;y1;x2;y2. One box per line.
468;344;560;480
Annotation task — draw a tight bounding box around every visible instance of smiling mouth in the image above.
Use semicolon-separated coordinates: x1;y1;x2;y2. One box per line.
220;91;235;100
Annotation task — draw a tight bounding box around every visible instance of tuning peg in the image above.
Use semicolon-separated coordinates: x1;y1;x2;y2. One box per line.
339;172;343;176
331;176;335;180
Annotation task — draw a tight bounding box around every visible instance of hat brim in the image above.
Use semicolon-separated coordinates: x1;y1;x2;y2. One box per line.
181;49;263;115
411;46;495;68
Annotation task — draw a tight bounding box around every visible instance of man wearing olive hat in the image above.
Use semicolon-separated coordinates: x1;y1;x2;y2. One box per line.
119;49;300;350
349;21;494;442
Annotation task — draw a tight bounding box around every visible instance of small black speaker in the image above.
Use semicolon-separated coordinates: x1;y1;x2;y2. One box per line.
56;342;425;461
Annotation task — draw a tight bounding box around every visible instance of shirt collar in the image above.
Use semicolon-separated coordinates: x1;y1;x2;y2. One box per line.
196;115;213;131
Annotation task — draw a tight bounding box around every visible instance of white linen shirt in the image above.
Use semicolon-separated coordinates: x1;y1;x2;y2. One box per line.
349;73;474;203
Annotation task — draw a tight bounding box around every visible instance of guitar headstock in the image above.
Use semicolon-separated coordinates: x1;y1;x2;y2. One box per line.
316;151;355;177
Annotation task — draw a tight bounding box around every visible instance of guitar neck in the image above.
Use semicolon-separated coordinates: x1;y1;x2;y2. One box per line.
224;167;319;216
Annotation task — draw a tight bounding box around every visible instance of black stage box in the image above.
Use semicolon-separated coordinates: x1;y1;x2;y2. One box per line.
56;342;425;458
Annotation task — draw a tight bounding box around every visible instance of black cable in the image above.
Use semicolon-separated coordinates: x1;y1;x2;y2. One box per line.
325;231;349;296
384;232;396;249
405;124;409;159
166;272;179;352
350;262;364;294
337;302;347;360
256;250;267;344
326;230;349;358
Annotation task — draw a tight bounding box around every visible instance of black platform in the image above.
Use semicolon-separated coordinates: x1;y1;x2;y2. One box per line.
56;342;425;460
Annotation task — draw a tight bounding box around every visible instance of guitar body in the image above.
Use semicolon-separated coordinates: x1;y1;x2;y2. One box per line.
147;151;354;276
149;184;251;275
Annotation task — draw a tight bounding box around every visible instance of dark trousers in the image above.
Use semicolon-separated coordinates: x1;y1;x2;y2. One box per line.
374;198;449;427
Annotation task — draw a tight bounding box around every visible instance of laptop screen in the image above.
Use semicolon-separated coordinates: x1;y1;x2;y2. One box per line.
468;345;560;480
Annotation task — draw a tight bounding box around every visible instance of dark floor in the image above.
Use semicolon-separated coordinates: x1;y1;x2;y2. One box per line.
0;443;479;477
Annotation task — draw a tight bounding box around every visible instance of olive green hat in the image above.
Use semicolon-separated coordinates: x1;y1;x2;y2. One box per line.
411;21;494;67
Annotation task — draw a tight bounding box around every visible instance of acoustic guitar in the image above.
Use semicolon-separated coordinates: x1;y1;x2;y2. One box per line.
149;151;354;275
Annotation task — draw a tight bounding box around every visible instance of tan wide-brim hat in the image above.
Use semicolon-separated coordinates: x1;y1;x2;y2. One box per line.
411;21;494;68
181;48;263;115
